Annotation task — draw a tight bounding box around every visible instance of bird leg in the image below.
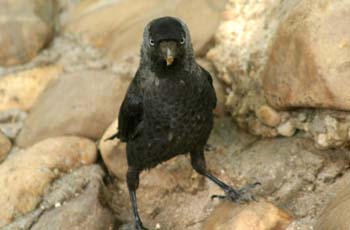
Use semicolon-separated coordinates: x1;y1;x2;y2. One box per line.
190;150;260;203
126;168;149;230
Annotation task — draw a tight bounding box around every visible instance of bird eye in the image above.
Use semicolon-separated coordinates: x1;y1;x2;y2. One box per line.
180;37;185;45
149;38;155;46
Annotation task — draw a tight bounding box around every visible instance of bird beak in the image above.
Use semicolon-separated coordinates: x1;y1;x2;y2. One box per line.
166;48;174;66
160;41;177;66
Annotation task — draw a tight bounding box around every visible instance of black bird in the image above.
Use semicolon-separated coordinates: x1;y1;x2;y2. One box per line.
108;16;259;230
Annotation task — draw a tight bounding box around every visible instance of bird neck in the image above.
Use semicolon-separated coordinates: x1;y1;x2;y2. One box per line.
151;60;181;76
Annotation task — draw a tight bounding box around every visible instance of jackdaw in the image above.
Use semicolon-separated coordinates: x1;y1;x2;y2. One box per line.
107;16;259;230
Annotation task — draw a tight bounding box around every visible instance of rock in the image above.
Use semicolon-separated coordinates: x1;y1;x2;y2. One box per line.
0;131;11;162
31;168;119;230
277;121;296;137
0;109;27;139
203;201;292;230
0;0;58;66
61;0;226;61
314;182;350;230
3;165;118;230
0;136;97;227
99;118;127;181
263;0;350;110
207;0;292;137
16;70;131;147
208;137;324;202
256;105;281;127
0;65;62;111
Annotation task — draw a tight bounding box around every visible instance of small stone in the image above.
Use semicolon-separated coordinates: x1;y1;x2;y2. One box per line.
202;200;292;230
277;121;296;137
316;133;328;148
54;202;61;208
256;105;281;127
155;223;161;229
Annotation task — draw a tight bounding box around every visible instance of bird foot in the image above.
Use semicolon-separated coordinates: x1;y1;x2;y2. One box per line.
211;182;261;203
135;221;149;230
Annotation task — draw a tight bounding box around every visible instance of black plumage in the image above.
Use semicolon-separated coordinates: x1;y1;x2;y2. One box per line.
109;16;259;230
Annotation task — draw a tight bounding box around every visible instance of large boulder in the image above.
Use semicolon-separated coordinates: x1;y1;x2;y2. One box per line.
0;136;97;227
208;0;350;148
31;171;119;230
61;0;227;61
3;165;120;230
0;0;57;66
16;70;131;147
263;0;350;110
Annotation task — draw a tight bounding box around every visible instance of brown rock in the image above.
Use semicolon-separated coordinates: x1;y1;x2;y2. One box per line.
203;201;292;230
0;136;97;227
314;182;350;230
0;66;62;112
264;0;350;110
99;118;127;181
16;70;131;148
31;173;119;230
62;0;226;61
256;105;281;127
0;130;11;162
0;0;57;66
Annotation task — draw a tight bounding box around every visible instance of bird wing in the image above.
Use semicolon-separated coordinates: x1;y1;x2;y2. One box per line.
200;66;217;109
116;70;144;142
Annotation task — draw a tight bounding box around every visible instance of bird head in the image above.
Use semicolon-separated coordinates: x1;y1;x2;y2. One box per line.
141;17;194;68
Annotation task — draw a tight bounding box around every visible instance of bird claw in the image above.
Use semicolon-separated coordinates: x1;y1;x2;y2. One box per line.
135;221;149;230
211;182;261;203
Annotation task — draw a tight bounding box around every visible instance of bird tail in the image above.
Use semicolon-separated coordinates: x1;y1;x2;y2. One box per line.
104;132;120;142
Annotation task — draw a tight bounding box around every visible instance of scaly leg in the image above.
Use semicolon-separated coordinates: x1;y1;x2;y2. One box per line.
190;150;260;203
126;168;149;230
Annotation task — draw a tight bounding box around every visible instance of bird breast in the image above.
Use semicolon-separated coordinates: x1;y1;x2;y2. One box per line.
142;75;212;139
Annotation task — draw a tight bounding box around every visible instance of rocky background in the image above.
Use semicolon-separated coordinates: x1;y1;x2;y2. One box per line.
1;0;350;229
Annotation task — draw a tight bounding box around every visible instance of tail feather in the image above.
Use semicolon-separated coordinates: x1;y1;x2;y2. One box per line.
104;132;120;142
